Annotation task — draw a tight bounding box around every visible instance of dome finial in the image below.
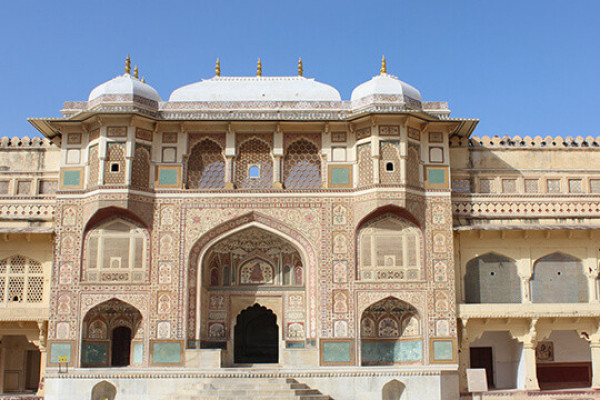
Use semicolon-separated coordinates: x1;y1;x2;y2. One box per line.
380;55;387;75
141;76;146;83
257;58;262;77
125;55;131;75
215;58;221;76
298;57;303;77
134;65;139;79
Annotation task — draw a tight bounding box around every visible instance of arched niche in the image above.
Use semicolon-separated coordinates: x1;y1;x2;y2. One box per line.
464;253;521;303
360;297;421;366
91;380;116;400
382;379;406;400
283;138;321;189
186;138;225;189
530;252;588;303
81;299;142;367
201;227;304;288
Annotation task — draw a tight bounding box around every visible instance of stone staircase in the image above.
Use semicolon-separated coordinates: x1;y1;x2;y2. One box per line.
167;377;333;400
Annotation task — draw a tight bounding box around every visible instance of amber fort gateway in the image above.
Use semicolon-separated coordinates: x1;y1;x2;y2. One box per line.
0;56;599;399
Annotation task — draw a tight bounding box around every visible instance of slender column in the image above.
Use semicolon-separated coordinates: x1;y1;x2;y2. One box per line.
458;319;471;393
273;155;283;189
520;275;532;304
224;156;234;189
520;339;540;390
591;339;600;389
35;320;48;396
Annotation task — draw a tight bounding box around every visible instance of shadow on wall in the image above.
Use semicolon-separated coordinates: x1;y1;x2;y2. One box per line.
382;379;406;400
91;380;116;400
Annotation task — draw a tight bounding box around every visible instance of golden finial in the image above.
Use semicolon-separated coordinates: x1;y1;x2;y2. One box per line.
298;57;303;77
257;58;262;77
125;55;131;75
215;58;221;76
141;76;146;83
134;65;139;79
380;55;387;75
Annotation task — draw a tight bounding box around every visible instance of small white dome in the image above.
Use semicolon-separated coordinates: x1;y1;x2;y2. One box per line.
351;73;421;103
88;74;162;102
169;76;341;102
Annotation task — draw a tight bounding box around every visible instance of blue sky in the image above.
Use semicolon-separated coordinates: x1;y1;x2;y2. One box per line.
1;1;599;138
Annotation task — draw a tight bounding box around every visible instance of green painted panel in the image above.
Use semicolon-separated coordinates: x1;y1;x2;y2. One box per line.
63;170;81;186
49;342;72;363
152;341;182;364
361;340;422;363
395;340;422;362
286;341;306;349
132;342;143;364
433;340;454;361
158;168;179;186
330;167;350;185
82;342;108;366
322;341;352;363
427;168;446;185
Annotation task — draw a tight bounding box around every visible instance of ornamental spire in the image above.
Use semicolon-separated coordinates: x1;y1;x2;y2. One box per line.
125;55;131;75
380;55;387;75
215;58;221;76
298;57;303;77
134;65;139;79
141;76;146;83
257;58;262;77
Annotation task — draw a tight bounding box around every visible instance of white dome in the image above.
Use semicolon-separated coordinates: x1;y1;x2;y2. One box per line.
88;74;162;102
351;73;421;103
169;76;341;102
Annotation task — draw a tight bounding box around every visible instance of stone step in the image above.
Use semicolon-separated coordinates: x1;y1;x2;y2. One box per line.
163;377;333;400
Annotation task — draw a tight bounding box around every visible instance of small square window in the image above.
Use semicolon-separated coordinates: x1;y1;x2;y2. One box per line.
110;163;120;172
248;165;260;179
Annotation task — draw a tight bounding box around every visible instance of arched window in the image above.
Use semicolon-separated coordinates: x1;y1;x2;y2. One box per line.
0;255;44;304
465;253;521;303
235;138;273;189
531;253;588;303
83;219;149;283
358;215;422;281
283;139;321;189
186;139;225;189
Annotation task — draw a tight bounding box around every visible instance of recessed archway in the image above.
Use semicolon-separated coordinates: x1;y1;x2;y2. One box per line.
234;303;279;364
81;298;142;367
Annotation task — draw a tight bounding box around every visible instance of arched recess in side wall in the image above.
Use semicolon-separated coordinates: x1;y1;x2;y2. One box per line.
80;207;151;284
464;253;521;303
530;252;588;303
354;205;424;281
186;211;317;345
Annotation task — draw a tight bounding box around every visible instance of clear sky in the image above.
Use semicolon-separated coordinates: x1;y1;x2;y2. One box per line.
1;1;598;138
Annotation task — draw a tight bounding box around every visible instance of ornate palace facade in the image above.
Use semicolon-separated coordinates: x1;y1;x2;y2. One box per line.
0;58;599;400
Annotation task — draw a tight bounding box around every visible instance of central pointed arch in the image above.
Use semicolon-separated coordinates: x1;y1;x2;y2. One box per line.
186;212;317;344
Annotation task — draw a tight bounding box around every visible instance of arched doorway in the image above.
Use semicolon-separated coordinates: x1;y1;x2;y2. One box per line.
234;304;278;364
81;299;142;367
111;326;132;367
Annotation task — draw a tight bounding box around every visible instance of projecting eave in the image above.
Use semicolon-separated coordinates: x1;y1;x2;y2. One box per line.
28;118;63;140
